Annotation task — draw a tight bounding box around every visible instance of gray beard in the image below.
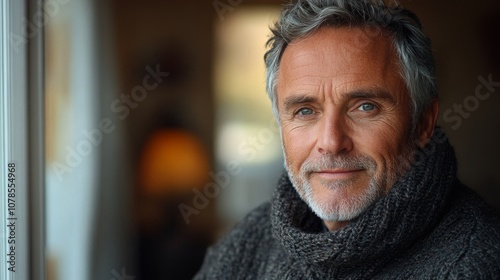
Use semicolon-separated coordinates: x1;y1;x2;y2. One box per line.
284;145;414;223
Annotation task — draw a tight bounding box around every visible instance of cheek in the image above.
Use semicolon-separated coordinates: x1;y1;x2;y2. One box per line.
281;125;316;170
352;118;411;163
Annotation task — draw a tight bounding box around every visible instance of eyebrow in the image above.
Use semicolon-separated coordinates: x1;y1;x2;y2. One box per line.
281;88;395;113
282;95;318;112
346;88;394;100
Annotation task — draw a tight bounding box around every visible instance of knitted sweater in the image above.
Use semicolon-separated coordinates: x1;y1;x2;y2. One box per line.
194;136;500;279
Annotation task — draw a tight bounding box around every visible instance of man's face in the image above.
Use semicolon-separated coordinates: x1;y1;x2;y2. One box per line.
277;27;415;226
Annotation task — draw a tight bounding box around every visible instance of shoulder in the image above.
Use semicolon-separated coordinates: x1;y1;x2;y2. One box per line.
382;183;500;278
435;183;500;278
213;201;273;250
193;202;275;279
448;183;500;239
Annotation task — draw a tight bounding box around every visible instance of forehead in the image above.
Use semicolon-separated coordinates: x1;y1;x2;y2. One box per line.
277;27;406;100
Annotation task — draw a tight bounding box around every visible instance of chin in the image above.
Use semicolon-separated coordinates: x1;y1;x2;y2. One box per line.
297;179;384;222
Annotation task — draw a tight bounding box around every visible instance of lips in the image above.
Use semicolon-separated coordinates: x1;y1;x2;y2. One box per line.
313;169;364;179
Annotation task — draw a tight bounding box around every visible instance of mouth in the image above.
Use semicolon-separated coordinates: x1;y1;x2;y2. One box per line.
312;169;364;180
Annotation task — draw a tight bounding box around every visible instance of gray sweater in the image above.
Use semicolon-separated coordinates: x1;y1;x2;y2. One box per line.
195;137;500;279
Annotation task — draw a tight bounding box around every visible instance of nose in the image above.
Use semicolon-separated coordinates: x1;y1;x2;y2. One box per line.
315;111;353;155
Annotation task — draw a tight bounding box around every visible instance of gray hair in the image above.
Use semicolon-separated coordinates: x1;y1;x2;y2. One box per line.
264;0;437;126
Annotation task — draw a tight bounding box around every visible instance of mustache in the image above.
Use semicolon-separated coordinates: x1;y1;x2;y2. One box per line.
300;154;377;173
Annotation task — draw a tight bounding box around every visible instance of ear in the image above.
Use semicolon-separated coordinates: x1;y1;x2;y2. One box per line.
416;99;439;148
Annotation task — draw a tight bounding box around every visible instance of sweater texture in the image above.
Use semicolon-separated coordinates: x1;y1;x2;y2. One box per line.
194;133;500;279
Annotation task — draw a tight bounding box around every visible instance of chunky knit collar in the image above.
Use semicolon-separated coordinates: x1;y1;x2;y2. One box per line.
271;129;457;271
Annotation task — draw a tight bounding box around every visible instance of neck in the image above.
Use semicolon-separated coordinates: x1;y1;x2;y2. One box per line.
324;220;349;231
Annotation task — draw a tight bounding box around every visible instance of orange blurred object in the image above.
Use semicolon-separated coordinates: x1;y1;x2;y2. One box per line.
138;129;211;195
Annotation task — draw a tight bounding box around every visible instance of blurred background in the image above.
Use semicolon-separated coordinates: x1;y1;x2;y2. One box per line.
42;0;500;279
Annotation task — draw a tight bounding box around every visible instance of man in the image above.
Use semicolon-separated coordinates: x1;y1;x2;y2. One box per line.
195;0;500;278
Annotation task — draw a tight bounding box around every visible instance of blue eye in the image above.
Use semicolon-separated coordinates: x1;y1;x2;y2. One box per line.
297;108;314;116
358;103;375;111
